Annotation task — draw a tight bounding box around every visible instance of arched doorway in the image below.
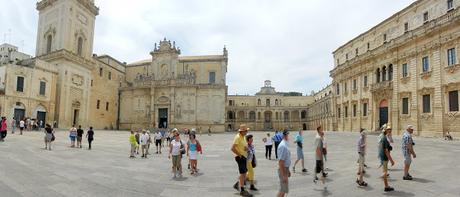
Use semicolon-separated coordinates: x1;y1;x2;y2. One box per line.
379;100;388;128
13;102;26;123
302;123;307;130
34;105;47;127
72;101;81;126
264;111;272;130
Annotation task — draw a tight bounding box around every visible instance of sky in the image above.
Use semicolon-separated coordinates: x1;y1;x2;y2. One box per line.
0;0;415;95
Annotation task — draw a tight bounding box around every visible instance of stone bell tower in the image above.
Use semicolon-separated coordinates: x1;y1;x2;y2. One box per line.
36;0;99;60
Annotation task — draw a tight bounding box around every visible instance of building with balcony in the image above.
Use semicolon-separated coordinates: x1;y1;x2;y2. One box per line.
330;0;460;137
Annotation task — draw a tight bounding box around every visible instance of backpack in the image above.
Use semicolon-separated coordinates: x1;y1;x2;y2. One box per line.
197;141;202;152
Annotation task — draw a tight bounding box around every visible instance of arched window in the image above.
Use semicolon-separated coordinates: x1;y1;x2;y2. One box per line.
275;99;278;105
46;35;52;54
376;68;381;83
266;99;270;106
388;64;393;81
227;111;235;120
301;110;307;119
257;99;261;106
382;66;387;81
77;37;83;56
249;111;256;121
283;111;290;122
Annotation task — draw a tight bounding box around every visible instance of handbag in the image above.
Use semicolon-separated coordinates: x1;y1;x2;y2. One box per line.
197;141;202;152
51;134;55;142
179;141;186;155
252;155;257;168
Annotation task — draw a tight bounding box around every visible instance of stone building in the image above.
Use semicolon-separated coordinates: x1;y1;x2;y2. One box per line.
119;39;228;131
330;0;460;137
226;80;314;131
306;85;336;131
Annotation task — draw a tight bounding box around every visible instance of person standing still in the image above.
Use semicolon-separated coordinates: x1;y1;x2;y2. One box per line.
356;128;368;187
263;133;273;160
293;130;307;173
379;125;395;192
0;117;7;142
77;125;84;148
87;127;94;150
231;124;252;197
208;126;212;136
140;130;149;158
245;134;258;191
402;125;416;180
169;130;185;178
44;124;54;150
155;131;162;154
313;126;326;190
69;125;77;148
277;130;291;197
129;131;138;158
19;119;25;135
135;130;140;154
273;130;283;159
11;117;16;134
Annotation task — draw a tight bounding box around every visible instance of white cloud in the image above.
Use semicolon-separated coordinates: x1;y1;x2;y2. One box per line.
0;0;415;95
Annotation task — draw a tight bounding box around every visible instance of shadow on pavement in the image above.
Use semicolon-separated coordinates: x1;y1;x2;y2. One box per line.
411;177;435;183
382;190;415;197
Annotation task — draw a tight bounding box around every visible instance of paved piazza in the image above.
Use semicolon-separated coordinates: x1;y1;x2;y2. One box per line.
1;130;459;197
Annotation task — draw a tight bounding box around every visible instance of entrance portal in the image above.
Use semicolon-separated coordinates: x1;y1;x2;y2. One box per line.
264;111;272;130
37;111;46;126
302;123;307;130
379;100;388;129
158;108;168;128
14;108;25;122
73;109;79;126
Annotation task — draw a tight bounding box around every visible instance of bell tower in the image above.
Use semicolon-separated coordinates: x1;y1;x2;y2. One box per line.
36;0;99;60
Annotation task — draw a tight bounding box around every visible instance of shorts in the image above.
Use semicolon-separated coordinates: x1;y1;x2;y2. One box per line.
296;147;304;160
20;127;24;131
189;150;197;160
77;136;82;142
69;136;76;141
315;160;324;174
278;168;289;194
44;133;53;142
382;160;389;174
357;153;365;170
403;154;412;165
235;156;248;174
155;139;162;146
172;155;182;170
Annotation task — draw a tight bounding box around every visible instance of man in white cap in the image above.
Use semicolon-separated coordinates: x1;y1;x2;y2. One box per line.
356;128;368;187
231;124;253;197
402;125;416;180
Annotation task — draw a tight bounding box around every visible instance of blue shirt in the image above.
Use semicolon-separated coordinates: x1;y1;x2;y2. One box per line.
277;140;291;167
294;134;303;143
401;131;413;156
273;132;283;142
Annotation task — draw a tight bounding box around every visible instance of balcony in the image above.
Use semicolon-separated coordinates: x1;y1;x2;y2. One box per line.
371;81;393;92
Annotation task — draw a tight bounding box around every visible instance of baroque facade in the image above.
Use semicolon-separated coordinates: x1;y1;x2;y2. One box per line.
306;85;336;131
226;80;314;131
330;0;460;137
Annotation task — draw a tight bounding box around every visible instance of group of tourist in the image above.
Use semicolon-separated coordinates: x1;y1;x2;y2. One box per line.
0;117;39;141
67;125;95;150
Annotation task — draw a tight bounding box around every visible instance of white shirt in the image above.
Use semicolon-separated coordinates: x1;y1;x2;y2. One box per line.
19;120;25;128
265;137;273;146
171;139;182;156
155;133;162;140
140;133;149;145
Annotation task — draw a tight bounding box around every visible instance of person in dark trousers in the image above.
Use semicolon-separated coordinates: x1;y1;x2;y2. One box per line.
0;117;8;142
87;127;94;150
76;125;84;148
263;133;273;160
273;130;283;159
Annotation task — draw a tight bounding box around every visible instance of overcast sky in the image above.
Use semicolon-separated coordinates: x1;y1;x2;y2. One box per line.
0;0;415;95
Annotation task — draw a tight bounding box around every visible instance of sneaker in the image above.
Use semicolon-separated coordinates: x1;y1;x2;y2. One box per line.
249;185;258;191
233;182;239;191
358;181;368;187
302;169;307;173
403;176;413;180
384;187;394;192
407;174;413;178
240;190;253;197
323;172;328;177
313;176;318;184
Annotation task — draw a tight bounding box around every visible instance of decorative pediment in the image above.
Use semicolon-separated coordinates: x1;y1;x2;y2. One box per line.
420;71;432;80
71;74;84;86
399;91;412;98
74;29;88;40
445;64;460;74
400;76;410;84
39;77;48;82
44;26;56;38
418;87;434;95
443;82;460;92
157;96;170;103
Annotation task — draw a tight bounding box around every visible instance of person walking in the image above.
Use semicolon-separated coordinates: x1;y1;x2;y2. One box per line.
186;133;202;175
356;128;368;187
44;124;54;150
76;125;84;148
208;126;212;136
146;130;152;155
155;131;162;154
402;125;416;180
293;130;307;173
19;119;25;135
277;130;291;197
273;130;283;159
87;127;94;150
231;124;252;197
169;130;185;178
140;130;149;158
0;117;7;142
69;125;77;147
263;133;273;160
245;134;258;191
313;126;326;189
11;117;16;134
135;130;140;154
379;125;395;192
129;131;138;158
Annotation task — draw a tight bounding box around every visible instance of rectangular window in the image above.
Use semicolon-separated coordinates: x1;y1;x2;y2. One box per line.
423;94;431;113
345;106;348;117
39;81;46;96
336;84;340;95
97;100;100;109
404;22;409;32
422;56;429;72
99;68;103;77
353;79;357;90
106;102;109;111
448;0;454;10
383;34;387;42
229;100;233;106
337;107;341;118
344;82;348;92
402;63;408;77
355;48;358;56
108;71;112;80
423;12;429;22
363;103;368;116
16;76;24;92
449;90;459;111
346;53;349;60
353;104;357;117
402;98;409;114
367;42;370;50
448;48;456;66
209;71;216;84
363;76;368;87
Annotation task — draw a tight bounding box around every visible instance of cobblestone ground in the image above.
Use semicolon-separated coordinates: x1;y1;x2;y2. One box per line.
0;130;459;197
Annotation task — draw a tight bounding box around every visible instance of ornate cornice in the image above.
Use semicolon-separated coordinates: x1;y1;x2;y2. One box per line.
37;49;96;70
37;0;99;16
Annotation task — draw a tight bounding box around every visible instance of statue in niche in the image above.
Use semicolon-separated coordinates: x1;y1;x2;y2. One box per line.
176;104;182;118
190;69;196;84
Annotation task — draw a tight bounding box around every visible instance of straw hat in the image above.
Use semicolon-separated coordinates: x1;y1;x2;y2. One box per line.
238;124;250;132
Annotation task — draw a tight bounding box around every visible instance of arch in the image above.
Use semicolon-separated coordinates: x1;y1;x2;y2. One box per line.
376;68;381;83
382;66;387;81
275;99;278;105
46;35;52;54
237;111;245;120
379;99;388;108
77;37;83;56
302;123;307;130
257;99;261;106
266;98;270;106
283;111;290;122
227;111;235;120
379;99;389;128
33;105;47;126
291;110;300;121
264;111;272;122
388;64;393;81
301;110;307;119
13;102;26;123
249;111;256;121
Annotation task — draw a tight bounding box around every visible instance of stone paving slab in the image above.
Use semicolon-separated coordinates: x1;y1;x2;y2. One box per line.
1;130;460;197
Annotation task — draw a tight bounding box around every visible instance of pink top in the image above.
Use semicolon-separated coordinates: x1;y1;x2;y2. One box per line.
1;120;7;131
